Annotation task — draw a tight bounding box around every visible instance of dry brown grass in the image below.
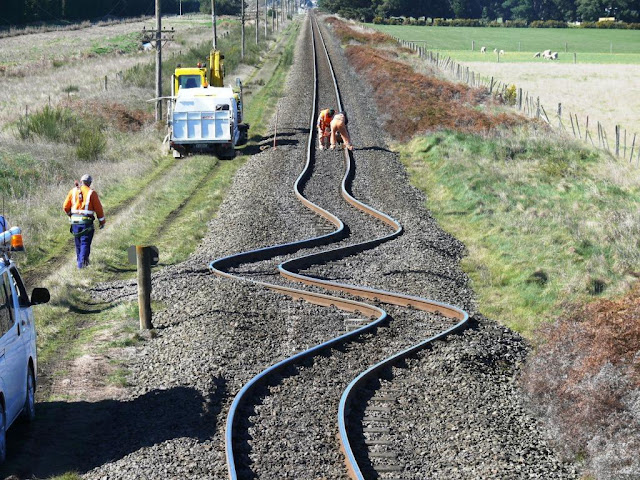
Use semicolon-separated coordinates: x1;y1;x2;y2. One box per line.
522;285;640;474
346;45;527;140
465;61;640;140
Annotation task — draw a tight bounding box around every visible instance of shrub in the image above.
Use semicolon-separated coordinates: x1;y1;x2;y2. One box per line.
75;126;106;160
17;105;76;142
504;84;517;106
15;105;108;160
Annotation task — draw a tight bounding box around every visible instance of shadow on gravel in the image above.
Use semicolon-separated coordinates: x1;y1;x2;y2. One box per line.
0;382;226;479
352;146;393;153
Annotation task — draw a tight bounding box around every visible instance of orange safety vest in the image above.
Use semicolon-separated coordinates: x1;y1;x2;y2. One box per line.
317;109;334;133
63;184;105;226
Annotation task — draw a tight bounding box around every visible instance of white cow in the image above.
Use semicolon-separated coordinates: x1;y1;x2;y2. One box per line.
480;46;486;53
533;52;541;57
550;51;558;60
493;48;498;53
499;49;505;55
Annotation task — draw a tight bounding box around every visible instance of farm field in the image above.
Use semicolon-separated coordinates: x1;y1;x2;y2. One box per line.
0;15;213;127
369;24;640;141
369;25;640;59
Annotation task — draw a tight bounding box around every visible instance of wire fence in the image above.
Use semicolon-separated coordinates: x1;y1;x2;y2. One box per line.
393;36;640;163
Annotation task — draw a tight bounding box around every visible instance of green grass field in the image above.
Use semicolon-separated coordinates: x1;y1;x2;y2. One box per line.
369;24;640;63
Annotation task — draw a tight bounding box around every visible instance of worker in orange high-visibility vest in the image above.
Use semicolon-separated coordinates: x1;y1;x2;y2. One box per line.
316;108;335;150
330;111;353;151
63;174;105;268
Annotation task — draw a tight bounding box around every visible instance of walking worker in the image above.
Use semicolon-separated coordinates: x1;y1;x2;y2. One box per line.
330;111;353;151
316;108;335;150
63;174;105;268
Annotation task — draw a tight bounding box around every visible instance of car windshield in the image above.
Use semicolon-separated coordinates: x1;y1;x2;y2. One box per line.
180;75;201;89
9;267;29;307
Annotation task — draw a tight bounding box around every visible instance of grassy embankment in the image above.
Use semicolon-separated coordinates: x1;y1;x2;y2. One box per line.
370;24;640;63
330;16;639;477
1;18;299;378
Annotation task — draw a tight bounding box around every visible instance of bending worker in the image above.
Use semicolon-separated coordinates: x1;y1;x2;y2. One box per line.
330;111;353;151
63;174;105;268
317;108;335;150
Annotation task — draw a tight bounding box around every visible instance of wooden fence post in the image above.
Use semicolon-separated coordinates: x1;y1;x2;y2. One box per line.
584;116;589;141
516;88;521;109
136;246;153;330
557;103;562;128
615;125;620;156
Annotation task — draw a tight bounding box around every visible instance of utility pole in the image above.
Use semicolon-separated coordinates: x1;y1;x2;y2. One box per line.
211;0;217;49
241;0;245;60
256;0;259;45
155;0;162;122
265;0;268;37
141;8;174;123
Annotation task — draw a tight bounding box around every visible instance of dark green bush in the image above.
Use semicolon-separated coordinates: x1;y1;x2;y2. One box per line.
17;105;76;142
75;126;107;160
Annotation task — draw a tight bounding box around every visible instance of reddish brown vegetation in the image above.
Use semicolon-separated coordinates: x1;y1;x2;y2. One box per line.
346;46;525;140
63;99;152;132
325;17;395;46
522;285;640;474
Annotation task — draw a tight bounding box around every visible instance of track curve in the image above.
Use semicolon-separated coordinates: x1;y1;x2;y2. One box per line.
209;13;469;479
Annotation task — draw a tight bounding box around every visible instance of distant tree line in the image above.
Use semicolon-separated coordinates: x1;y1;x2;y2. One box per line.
318;0;640;23
1;0;243;27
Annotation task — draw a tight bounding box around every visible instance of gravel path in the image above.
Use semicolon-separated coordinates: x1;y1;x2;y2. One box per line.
83;13;579;480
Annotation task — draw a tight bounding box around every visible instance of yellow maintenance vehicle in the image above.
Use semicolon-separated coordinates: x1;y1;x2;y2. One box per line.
169;49;248;159
173;49;226;93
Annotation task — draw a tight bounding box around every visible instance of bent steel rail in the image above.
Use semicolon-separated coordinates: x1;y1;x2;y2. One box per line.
209;14;469;480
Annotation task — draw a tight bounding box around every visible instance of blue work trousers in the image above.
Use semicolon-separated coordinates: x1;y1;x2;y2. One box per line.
71;224;94;268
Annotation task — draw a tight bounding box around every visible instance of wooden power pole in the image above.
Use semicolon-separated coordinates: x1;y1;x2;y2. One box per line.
211;0;217;49
155;0;162;122
241;0;245;60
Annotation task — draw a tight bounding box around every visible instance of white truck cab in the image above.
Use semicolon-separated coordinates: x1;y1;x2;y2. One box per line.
0;220;49;463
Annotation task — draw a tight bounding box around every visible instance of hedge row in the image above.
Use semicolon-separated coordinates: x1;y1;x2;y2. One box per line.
372;17;640;29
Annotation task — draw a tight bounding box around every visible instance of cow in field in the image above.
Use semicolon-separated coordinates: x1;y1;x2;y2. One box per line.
533;52;541;57
480;46;486;53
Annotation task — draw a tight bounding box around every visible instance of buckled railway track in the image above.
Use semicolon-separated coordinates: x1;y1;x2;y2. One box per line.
210;14;469;480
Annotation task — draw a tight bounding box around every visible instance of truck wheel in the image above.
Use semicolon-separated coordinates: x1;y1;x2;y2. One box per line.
218;145;236;160
22;367;35;423
0;406;6;463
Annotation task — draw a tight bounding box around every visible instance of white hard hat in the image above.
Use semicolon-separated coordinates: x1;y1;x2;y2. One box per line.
81;174;92;184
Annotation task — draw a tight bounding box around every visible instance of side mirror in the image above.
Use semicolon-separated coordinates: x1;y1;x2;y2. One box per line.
30;288;50;306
